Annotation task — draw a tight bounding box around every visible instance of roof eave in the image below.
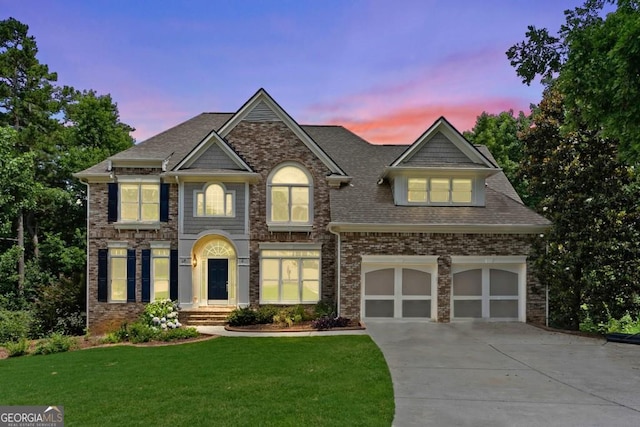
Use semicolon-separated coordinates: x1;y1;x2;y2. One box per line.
327;222;551;234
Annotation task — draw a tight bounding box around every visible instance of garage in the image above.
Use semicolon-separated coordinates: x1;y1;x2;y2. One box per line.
451;256;526;321
361;256;438;320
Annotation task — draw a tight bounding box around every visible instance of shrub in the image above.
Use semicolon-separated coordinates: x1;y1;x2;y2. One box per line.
314;300;336;318
4;338;30;357
142;299;182;329
34;333;77;355
273;307;304;327
311;316;351;330
255;305;279;324
32;273;86;336
128;322;159;344
227;307;258;326
0;310;34;343
158;327;199;341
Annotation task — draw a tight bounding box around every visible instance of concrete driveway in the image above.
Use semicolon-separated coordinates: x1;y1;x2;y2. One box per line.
365;321;640;427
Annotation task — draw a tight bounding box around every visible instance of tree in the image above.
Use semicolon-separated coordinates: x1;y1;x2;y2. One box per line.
0;17;59;287
507;0;640;163
520;87;640;329
463;110;532;205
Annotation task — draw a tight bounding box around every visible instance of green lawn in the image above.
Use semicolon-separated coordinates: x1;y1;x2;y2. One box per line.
0;336;394;426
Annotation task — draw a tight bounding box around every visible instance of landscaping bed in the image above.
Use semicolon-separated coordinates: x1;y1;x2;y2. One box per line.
225;319;364;332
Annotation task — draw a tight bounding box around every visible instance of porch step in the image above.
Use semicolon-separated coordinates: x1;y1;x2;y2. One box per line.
179;307;235;326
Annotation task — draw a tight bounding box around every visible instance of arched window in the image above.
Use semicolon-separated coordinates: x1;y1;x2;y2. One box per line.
267;164;312;226
195;183;234;217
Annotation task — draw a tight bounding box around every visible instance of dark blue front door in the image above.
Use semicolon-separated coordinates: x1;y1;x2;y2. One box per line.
208;259;228;300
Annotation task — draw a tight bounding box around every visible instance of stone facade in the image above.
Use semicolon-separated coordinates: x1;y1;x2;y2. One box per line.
338;232;545;324
224;121;337;305
87;177;179;334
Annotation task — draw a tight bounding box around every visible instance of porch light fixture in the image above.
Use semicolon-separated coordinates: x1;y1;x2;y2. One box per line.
192;254;198;268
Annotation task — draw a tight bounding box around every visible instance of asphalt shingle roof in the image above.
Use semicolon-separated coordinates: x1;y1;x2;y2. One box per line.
77;113;549;228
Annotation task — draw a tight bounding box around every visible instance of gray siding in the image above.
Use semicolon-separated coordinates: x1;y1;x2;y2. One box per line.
183;182;246;234
403;132;478;167
244;100;281;122
190;143;243;170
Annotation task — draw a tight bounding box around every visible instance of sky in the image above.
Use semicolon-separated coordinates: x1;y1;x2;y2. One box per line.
2;0;579;144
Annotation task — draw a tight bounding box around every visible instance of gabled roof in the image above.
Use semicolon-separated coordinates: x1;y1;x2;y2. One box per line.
217;88;347;176
173;129;253;172
390;116;498;169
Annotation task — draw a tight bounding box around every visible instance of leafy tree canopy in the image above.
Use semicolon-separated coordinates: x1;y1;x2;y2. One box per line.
507;0;640;163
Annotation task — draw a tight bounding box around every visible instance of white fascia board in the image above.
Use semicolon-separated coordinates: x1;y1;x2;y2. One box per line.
164;171;261;183
390;118;497;169
328;222;551;234
72;172;112;183
174;130;253;172
218;89;346;176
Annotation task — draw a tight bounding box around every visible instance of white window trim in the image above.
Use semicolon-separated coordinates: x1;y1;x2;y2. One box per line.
266;162;314;231
406;177;474;206
451;256;526;321
193;182;236;218
116;177;161;227
361;256;438;320
108;246;128;303
259;244;322;305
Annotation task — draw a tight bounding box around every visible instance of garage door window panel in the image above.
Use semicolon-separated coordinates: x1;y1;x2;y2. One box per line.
364;269;394;295
402;269;431;296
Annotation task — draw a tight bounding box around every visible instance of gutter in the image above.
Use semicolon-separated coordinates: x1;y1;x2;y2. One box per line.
327;224;341;317
327;222;552;234
78;178;91;332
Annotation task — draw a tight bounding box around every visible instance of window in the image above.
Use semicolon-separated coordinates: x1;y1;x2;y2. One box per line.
407;177;472;204
109;248;128;302
268;165;312;226
195;183;234;217
120;183;159;222
260;249;320;304
152;249;170;300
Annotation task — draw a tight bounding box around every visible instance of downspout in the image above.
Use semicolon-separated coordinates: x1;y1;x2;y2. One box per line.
328;224;341;316
78;178;90;332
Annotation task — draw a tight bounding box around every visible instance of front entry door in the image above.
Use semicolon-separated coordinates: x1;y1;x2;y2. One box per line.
208;259;229;300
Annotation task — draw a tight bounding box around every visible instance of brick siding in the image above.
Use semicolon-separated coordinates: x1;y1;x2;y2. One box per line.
339;232;545;324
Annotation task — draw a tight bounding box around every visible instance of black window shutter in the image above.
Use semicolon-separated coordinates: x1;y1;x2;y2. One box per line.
127;249;136;302
160;183;170;222
141;249;151;303
108;183;118;223
170;249;178;300
97;249;108;302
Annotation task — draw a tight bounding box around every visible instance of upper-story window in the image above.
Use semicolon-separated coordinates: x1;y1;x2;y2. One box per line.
120;183;160;221
195;183;234;217
407;178;472;204
267;164;313;227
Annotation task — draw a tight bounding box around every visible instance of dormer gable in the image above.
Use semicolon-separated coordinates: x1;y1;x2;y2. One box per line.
218;89;350;184
382;117;501;207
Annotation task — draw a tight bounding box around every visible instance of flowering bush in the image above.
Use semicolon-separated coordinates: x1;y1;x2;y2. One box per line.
142;299;183;330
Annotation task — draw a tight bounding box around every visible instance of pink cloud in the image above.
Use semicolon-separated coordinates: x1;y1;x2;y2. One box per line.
324;98;530;145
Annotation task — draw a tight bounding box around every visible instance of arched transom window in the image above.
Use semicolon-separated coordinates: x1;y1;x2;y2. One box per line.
202;239;235;258
195;183;234;217
268;164;312;226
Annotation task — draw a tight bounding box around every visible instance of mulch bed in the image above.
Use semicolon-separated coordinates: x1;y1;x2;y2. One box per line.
225;320;365;333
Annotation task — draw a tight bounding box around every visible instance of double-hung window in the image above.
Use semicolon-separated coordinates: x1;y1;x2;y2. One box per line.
121;183;159;222
267;164;312;228
109;248;128;302
151;248;170;301
260;248;321;304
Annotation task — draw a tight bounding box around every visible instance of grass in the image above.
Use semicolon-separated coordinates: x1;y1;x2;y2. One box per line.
0;335;393;426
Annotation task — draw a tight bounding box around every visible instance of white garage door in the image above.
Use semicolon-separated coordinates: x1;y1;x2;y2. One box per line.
451;257;526;321
362;256;438;320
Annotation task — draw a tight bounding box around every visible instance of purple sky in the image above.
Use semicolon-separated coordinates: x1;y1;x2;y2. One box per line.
2;0;578;144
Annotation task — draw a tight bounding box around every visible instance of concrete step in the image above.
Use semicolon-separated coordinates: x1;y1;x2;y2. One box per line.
179;307;235;326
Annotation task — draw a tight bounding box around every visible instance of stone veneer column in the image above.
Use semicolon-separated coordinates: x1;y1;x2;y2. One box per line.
437;255;451;322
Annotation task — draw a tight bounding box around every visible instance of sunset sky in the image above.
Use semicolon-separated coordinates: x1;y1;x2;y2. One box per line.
3;0;579;144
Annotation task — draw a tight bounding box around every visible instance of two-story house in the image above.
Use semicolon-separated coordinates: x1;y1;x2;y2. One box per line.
75;89;550;333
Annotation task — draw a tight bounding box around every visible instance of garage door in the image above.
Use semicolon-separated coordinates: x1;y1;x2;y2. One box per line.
451;257;525;321
361;256;438;320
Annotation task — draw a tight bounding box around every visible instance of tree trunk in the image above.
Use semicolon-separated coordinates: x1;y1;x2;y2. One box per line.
17;210;25;295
